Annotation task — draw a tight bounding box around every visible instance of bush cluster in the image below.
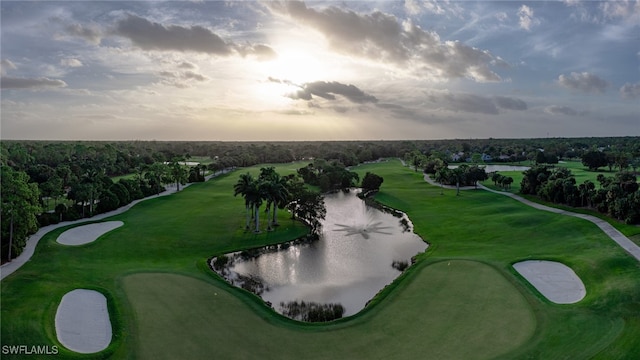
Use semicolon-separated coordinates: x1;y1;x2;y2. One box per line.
279;301;345;322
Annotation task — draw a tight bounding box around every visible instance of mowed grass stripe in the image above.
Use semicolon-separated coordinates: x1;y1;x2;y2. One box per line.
123;260;534;360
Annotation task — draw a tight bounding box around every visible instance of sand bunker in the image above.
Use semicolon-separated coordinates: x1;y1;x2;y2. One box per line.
55;289;112;353
513;260;586;304
57;221;123;246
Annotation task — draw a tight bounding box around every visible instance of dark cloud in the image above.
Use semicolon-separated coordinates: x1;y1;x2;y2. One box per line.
426;91;527;114
268;1;506;82
1;76;67;89
116;14;232;54
545;105;579;116
494;96;528;110
619;82;640;99
114;14;277;59
236;44;278;61
557;72;608;93
440;93;500;114
271;78;378;104
66;23;102;45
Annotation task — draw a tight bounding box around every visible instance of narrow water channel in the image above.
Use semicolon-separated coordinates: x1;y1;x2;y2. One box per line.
212;189;428;319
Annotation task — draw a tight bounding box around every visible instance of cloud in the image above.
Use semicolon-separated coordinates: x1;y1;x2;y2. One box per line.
425;91;527;115
404;0;422;16
494;96;528;110
545;105;579;116
236;44;278;61
66;23;102;45
518;5;541;31
177;61;197;69
114;14;277;60
1;59;17;75
60;58;83;67
115;14;233;54
600;0;640;22
157;68;209;88
1;76;67;89
557;72;608;93
495;12;509;22
268;1;505;82
283;80;378;104
405;0;464;17
620;82;640;99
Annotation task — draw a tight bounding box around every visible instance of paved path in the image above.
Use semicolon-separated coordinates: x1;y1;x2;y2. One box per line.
424;174;640;262
1;169;234;280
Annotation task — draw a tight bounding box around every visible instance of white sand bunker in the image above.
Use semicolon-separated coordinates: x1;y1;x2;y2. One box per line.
57;221;123;246
513;260;586;304
55;289;112;353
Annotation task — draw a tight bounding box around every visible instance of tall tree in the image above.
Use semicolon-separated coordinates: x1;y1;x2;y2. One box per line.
361;172;384;194
234;173;255;230
145;162;168;195
270;175;289;227
1;166;41;262
582;150;608;171
169;161;188;191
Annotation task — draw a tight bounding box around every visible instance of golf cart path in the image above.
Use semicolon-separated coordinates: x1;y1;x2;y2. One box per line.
0;169;232;280
424;174;640;262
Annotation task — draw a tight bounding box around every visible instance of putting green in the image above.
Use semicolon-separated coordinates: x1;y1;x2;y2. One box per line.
122;260;535;360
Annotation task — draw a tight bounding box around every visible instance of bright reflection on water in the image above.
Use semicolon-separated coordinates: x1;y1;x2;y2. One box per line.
216;189;428;318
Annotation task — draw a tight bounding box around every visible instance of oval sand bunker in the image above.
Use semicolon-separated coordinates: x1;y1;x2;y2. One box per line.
55;289;112;353
57;221;123;246
513;260;586;304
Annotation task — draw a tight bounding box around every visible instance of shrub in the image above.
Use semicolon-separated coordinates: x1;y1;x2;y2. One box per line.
279;301;345;322
392;260;409;271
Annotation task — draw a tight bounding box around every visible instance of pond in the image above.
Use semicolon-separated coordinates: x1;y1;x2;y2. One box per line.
211;189;428;320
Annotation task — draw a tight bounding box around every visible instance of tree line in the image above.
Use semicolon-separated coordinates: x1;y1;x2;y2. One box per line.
521;166;640;224
0;159;195;262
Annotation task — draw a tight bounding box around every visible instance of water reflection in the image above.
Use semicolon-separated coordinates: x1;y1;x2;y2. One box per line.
212;189;427;319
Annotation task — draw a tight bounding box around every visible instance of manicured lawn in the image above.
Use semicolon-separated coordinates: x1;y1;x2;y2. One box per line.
123;260;534;360
1;159;639;359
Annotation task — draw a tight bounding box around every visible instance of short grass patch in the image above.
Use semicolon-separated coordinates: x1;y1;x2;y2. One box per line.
123;260;535;360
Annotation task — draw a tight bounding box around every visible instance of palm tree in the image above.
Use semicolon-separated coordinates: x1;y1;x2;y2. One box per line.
261;180;275;231
451;166;467;196
81;167;103;216
246;180;265;233
434;168;446;194
169;161;188;191
145;163;168;195
234;173;254;230
270;175;290;227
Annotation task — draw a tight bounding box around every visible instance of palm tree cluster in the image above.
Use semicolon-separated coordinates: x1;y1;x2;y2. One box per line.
234;167;290;233
433;164;489;195
490;172;514;190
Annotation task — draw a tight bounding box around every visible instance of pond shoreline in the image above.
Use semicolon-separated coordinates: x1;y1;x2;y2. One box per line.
209;188;428;321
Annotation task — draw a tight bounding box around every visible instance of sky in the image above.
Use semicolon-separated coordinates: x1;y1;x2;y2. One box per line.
1;0;639;141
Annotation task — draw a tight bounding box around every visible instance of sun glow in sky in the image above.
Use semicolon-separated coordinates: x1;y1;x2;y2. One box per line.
1;1;639;141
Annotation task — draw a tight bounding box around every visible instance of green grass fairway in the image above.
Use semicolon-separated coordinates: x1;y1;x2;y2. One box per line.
2;159;640;359
123;260;535;360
